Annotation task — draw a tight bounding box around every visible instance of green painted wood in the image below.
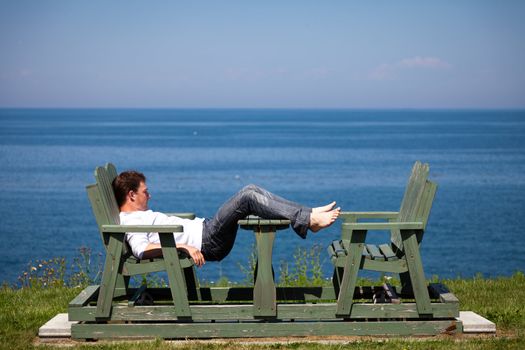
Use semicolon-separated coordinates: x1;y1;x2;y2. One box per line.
101;224;184;233
366;244;385;261
336;230;367;316
340;211;399;220
158;232;191;318
361;259;407;273
342;221;424;230
95;233;125;319
113;274;129;298
239;216;291;230
165;212;196;219
332;240;345;256
391;161;429;251
418;181;437;230
401;229;432;316
71;319;461;339
94;166;120;227
378;243;397;261
69;285;99;307
69;300;459;322
253;227;277;317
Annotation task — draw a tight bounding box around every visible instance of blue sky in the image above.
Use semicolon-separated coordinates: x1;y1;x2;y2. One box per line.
1;1;524;108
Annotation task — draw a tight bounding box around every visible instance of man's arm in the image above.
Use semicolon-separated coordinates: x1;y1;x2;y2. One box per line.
142;243;206;267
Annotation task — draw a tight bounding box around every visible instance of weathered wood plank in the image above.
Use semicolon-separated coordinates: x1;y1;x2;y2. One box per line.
71;319;461;339
340;211;399;220
342;222;424;230
253;229;276;317
401;229;432;316
69;286;99;307
69;301;459;322
158;232;191;318
95;233;125;319
378;244;397;261
336;230;367;316
366;244;385;261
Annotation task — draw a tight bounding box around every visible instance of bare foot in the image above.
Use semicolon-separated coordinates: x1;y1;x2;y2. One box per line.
309;207;341;232
312;201;337;213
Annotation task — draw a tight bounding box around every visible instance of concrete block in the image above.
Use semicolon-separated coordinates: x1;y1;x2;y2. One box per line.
38;313;77;337
458;311;496;333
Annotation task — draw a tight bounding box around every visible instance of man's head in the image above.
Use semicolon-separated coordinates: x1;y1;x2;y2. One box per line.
112;170;150;211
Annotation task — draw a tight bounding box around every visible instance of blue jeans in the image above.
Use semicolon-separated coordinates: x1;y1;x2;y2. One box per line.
201;185;311;261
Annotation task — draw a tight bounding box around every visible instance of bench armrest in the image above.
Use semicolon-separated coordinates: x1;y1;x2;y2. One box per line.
342;221;424;230
165;212;196;219
340;211;399;221
101;224;184;233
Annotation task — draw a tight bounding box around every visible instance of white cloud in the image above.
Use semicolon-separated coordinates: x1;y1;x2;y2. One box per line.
369;56;451;80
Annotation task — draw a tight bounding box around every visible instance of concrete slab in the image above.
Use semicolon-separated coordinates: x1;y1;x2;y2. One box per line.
458;311;496;333
38;313;77;338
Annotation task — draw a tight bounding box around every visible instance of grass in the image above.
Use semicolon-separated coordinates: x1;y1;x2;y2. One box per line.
1;272;524;349
2;247;524;349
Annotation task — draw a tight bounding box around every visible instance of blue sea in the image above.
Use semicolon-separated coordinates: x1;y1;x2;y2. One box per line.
0;109;524;286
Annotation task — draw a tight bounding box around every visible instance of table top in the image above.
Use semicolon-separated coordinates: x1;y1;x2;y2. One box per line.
238;216;291;230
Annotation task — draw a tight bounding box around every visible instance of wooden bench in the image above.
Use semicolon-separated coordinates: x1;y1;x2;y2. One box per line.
328;161;459;319
83;163;200;319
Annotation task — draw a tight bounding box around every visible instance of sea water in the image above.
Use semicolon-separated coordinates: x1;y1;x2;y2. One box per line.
0;109;524;285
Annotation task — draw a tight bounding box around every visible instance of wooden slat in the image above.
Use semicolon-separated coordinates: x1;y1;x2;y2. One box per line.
336;229;367;316
165;212;196;219
378;244;397;261
68;285;99;307
253;230;276;317
71;319;461;339
366;244;385;261
342;222;424;230
101;224;184;233
69;301;459;322
332;240;345;257
340;211;399;221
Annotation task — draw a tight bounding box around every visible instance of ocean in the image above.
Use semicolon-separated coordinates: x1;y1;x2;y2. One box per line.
0;108;524;286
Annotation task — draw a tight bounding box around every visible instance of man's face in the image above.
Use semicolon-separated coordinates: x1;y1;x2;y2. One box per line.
131;181;150;211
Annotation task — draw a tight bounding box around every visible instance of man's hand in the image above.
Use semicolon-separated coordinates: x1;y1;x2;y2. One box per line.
180;244;206;267
142;243;206;267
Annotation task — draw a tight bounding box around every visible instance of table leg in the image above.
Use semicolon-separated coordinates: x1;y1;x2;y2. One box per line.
253;226;277;318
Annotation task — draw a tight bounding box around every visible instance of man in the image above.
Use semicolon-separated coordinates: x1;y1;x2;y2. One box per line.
113;170;340;267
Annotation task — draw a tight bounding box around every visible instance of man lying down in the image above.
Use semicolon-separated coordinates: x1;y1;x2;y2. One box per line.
112;170;340;267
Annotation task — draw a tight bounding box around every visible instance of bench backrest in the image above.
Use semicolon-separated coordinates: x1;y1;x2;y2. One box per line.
391;161;437;253
86;163;120;248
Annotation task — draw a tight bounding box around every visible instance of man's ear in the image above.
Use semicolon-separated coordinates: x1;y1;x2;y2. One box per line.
128;190;135;201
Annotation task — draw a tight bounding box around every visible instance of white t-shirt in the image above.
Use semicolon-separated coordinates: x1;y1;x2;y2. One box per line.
119;210;204;259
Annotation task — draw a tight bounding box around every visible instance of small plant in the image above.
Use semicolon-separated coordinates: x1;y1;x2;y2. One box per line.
17;257;67;289
69;246;103;287
16;246;103;289
277;244;326;287
238;243;258;285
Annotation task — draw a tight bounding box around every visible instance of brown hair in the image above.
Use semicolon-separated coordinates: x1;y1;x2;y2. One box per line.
112;170;146;208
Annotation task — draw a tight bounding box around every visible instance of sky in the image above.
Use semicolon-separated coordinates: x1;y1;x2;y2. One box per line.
0;1;524;109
